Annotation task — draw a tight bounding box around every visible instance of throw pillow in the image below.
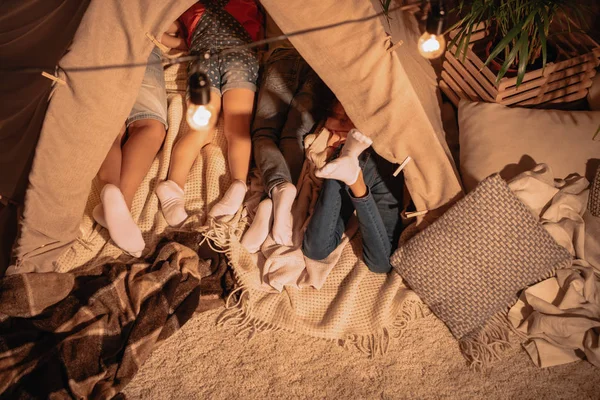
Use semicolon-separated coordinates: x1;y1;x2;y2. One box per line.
390;174;572;368
458;101;600;192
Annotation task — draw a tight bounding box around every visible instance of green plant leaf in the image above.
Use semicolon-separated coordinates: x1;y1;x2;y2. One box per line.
536;14;547;69
484;21;524;66
496;35;521;82
516;33;529;87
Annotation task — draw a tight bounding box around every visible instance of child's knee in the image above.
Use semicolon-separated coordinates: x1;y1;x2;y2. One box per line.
302;235;334;261
128;119;167;141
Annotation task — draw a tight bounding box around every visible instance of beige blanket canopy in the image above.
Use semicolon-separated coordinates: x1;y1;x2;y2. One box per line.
11;0;462;273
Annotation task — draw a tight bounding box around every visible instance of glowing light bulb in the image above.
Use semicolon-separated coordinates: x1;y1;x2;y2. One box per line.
417;32;446;59
187;104;212;130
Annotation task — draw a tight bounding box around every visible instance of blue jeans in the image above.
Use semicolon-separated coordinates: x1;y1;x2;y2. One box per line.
252;48;324;194
302;150;403;273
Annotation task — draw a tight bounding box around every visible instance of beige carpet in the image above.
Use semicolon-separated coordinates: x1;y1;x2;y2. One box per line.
124;307;600;399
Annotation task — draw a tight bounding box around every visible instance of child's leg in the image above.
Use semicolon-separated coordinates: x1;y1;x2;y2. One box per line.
167;92;221;188
120;119;166;207
93;126;125;227
97;125;126;189
270;61;323;245
347;165;393;274
302;178;354;260
157;93;220;226
222;87;254;181
207;88;254;218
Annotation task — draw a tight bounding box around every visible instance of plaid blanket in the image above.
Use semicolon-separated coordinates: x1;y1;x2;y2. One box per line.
0;233;230;399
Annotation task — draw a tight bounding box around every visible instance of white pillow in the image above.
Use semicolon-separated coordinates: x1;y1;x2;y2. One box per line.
458;101;600;192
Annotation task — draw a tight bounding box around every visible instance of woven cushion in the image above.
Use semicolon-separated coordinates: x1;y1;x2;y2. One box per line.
590;166;600;217
390;174;572;340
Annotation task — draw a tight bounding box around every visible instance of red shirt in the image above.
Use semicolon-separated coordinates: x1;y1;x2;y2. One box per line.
179;0;263;46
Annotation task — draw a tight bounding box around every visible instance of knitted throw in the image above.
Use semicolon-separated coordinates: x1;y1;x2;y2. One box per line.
55;61;427;355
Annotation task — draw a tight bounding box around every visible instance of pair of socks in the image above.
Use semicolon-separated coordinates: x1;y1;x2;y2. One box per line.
240;181;297;253
93;184;144;257
241;129;372;254
315;128;372;185
156;178;248;226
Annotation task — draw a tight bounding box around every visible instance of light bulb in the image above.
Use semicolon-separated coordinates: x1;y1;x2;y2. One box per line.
417;32;446;59
187;103;213;130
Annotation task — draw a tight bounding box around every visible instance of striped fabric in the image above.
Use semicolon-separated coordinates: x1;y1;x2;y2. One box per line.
0;235;229;398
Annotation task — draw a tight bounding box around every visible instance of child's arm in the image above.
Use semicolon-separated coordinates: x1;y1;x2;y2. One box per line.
160;21;188;51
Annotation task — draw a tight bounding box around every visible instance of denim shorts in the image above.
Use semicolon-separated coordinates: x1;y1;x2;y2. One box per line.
126;46;168;129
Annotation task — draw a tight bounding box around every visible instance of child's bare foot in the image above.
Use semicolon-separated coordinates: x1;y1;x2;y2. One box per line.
316;129;372;185
208;180;247;218
241;198;273;253
156;180;188;227
101;184;145;257
270;182;296;246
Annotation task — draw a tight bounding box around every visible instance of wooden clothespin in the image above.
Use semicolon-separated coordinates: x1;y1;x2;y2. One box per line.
41;71;66;86
393;156;412;177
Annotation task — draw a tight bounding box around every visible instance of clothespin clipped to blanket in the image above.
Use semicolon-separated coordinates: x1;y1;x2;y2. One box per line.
385;34;404;53
146;32;171;55
41;71;66;86
393;156;412;177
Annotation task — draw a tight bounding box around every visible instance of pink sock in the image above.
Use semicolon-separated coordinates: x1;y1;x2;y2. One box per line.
156;180;188;227
270;182;296;246
241;198;273;253
208;180;247;218
101;184;145;257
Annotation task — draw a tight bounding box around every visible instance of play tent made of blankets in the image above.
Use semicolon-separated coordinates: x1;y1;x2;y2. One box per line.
11;0;461;273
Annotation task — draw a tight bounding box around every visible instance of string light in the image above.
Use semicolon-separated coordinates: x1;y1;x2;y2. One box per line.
1;3;416;75
417;0;447;59
186;63;213;130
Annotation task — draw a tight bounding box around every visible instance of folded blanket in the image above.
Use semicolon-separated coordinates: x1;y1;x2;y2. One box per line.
508;164;600;368
243;127;356;292
202;127;424;356
0;234;227;399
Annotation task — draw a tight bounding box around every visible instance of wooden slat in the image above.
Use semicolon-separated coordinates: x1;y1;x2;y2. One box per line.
441;71;475;103
497;70;596;101
464;46;498;85
439;80;461;107
442;61;480;101
506;79;592;106
498;53;599;91
445;52;495;101
446;51;497;98
526;90;589;108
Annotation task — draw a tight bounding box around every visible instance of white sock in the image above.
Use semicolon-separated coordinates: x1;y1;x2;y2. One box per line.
101;184;145;257
270;182;296;246
156;180;188;227
208;179;247;218
315;129;372;185
241;198;273;253
93;203;107;228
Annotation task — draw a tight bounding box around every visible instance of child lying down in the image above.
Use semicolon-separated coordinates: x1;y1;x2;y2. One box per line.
92;22;187;257
243;99;405;275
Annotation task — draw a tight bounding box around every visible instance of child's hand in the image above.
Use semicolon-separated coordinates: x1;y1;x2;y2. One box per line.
161;21;188;51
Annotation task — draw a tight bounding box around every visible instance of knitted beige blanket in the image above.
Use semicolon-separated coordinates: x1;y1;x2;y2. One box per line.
53;61;426;354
